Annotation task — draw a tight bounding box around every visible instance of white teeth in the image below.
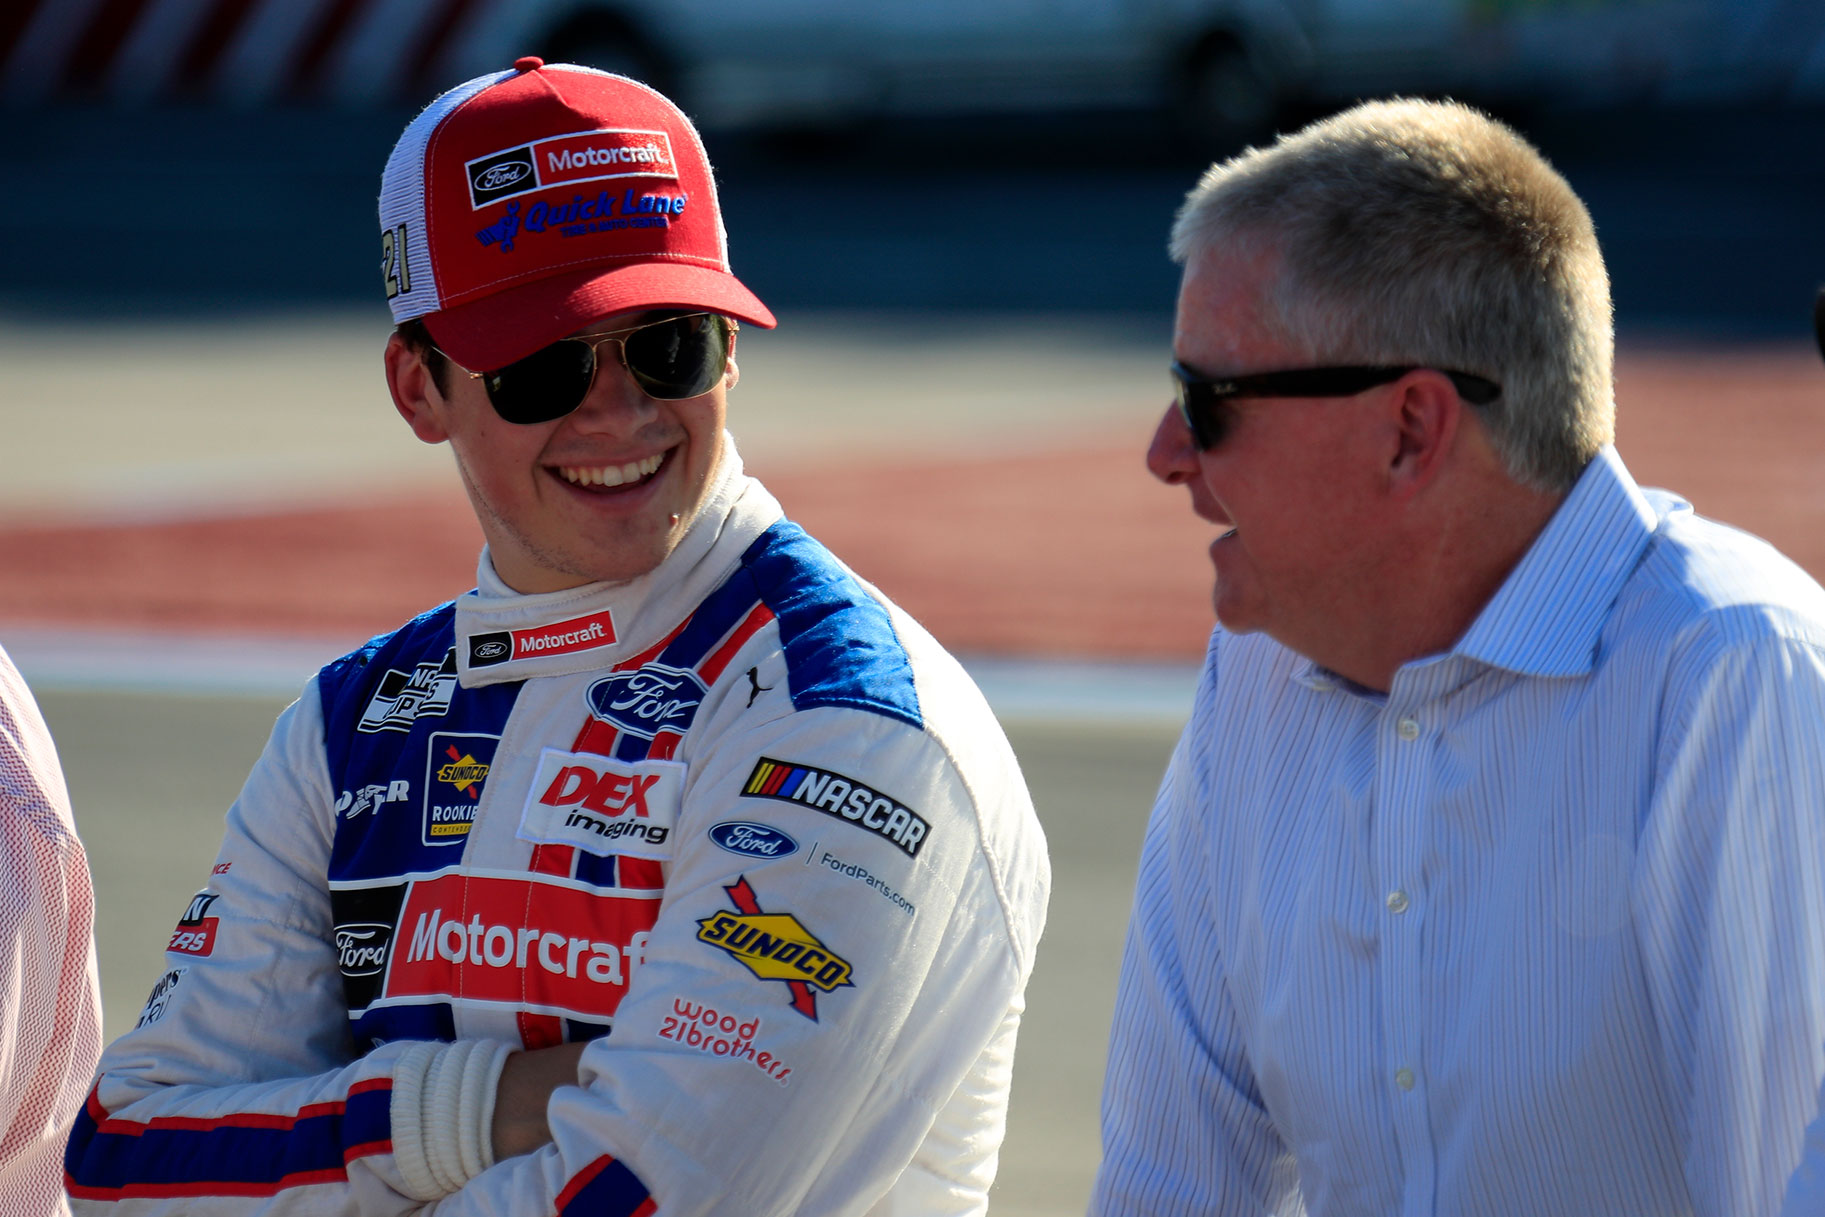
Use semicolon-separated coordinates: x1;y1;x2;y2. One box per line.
559;454;663;487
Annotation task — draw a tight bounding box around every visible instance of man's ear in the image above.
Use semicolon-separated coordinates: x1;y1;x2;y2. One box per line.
384;333;451;444
723;355;740;393
1386;369;1463;499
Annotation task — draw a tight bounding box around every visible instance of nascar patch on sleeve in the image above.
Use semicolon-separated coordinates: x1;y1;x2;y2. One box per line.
740;758;929;857
518;748;683;859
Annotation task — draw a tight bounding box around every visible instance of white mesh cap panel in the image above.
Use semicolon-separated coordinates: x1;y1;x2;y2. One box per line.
379;69;516;323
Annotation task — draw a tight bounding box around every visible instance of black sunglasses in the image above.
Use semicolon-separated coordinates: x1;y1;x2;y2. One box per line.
437;311;737;425
1170;361;1502;450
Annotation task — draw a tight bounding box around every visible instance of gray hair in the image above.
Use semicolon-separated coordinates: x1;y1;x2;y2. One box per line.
1171;98;1613;492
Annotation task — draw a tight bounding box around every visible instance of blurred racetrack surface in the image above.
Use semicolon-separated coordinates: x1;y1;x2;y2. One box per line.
7;100;1825;1216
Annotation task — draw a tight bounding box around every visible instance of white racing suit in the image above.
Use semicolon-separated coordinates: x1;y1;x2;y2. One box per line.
65;451;1050;1215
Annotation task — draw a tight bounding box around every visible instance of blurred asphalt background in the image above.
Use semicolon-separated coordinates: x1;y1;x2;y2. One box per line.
5;67;1825;1217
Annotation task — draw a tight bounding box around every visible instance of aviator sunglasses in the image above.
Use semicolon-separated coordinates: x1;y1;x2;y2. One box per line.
1171;361;1502;450
437;311;737;425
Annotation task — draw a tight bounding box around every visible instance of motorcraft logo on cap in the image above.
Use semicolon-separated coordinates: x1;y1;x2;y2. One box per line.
469;608;617;667
465;128;677;210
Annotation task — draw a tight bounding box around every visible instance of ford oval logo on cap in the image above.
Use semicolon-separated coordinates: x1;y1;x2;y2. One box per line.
465;144;539;208
708;821;797;859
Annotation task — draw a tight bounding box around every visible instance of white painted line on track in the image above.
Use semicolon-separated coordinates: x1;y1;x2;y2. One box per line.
1;627;1201;724
1;628;352;700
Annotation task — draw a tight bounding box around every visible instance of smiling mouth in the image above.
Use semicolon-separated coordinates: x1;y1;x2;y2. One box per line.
553;451;666;492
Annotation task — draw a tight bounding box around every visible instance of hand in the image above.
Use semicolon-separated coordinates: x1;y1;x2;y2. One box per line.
491;1042;588;1160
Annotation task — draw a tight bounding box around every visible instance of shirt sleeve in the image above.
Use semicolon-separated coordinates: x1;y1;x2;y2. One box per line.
65;682;510;1215
0;646;103;1217
1635;629;1825;1217
418;700;1039;1217
1091;655;1301;1217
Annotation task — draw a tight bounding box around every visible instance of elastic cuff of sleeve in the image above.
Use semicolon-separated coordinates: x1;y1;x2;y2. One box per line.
424;1040;471;1192
390;1039;512;1201
389;1041;444;1202
459;1039;511;1180
422;1039;515;1192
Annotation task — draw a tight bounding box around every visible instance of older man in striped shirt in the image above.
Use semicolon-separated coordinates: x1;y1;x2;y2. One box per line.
1094;98;1825;1217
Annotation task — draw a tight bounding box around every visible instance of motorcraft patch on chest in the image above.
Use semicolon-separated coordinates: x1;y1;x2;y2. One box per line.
468;608;617;668
517;748;683;859
696;876;853;1021
333;870;660;1021
740;758;930;858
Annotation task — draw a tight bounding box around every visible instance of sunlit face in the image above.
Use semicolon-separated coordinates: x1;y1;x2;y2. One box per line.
408;311;734;593
1148;247;1393;652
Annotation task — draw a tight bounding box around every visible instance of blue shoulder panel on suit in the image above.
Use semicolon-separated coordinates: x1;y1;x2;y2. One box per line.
741;520;923;731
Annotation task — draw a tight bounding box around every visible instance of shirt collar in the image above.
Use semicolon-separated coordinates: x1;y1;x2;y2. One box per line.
1449;445;1659;678
1289;445;1660;690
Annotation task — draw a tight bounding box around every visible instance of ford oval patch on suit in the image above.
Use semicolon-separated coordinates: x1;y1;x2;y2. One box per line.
708;821;798;859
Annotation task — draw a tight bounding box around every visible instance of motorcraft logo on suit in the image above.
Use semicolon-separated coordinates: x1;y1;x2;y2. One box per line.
468;609;617;667
390;873;655;1017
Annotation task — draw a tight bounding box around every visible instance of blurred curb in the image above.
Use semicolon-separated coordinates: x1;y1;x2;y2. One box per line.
2;627;1200;725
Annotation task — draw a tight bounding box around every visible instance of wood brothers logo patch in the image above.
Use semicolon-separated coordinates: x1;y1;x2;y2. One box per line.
696;876;853;1021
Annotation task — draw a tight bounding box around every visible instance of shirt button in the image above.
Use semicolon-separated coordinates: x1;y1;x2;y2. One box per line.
1396;717;1420;740
1395;1068;1416;1091
1386;889;1410;915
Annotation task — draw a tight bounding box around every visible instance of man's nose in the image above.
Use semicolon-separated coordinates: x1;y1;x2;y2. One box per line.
1146;403;1198;485
566;345;654;431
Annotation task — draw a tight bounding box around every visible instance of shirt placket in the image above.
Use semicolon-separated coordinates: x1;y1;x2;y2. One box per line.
1374;680;1439;1217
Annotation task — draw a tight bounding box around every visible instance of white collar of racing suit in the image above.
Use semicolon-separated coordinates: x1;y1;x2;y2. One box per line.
454;433;783;688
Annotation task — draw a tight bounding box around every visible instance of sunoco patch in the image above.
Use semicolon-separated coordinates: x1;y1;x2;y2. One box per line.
696;876;853;1021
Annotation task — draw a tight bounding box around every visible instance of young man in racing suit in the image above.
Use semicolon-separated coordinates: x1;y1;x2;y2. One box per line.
65;59;1050;1216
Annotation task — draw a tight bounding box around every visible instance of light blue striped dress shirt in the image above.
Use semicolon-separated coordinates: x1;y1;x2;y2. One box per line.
1093;446;1825;1217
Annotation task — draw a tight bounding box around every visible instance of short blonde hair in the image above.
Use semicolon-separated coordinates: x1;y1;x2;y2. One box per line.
1171;98;1613;492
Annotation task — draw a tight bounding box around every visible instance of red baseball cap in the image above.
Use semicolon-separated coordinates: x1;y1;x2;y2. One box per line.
379;57;775;371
